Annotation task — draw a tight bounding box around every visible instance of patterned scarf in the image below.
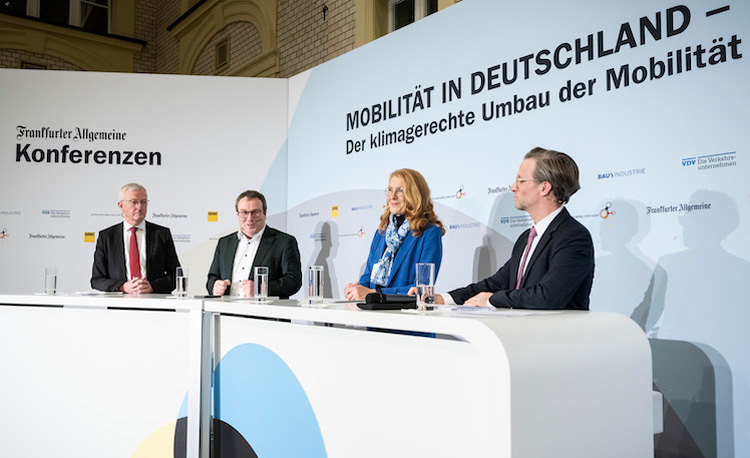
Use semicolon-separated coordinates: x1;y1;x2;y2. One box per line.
370;214;410;287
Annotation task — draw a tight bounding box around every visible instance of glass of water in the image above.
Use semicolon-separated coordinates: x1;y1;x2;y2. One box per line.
415;263;435;312
176;267;188;298
308;265;324;304
254;266;269;299
44;267;57;295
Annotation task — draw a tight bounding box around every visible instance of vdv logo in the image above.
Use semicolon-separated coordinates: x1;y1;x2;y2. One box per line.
682;157;696;166
42;210;50;215
597;173;613;180
500;217;509;224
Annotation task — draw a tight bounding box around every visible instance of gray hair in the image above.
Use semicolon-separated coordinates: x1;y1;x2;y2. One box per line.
119;183;147;201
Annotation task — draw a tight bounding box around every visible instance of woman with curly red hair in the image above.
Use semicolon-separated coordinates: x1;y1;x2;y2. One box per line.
344;168;444;300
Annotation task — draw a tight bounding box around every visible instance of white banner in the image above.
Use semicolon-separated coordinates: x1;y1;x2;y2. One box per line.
0;70;288;295
286;1;750;457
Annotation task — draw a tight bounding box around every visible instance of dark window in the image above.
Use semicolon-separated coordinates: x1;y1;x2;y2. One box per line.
426;0;438;17
39;0;69;25
393;0;415;31
215;38;229;71
3;1;110;35
21;61;47;69
80;0;108;34
0;0;27;16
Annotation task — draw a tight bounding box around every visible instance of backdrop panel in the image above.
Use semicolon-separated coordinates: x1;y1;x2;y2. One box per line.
286;1;749;457
0;70;288;295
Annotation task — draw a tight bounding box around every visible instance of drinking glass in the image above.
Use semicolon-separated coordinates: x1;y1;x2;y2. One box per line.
254;266;269;299
44;267;57;295
415;263;435;312
308;265;324;304
176;267;188;298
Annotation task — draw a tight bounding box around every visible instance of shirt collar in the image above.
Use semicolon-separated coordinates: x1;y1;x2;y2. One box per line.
532;205;564;238
124;220;146;232
237;224;266;243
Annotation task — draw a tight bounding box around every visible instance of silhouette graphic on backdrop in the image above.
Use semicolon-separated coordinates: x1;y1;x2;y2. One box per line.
473;192;517;282
635;190;748;458
590;199;653;316
308;221;339;299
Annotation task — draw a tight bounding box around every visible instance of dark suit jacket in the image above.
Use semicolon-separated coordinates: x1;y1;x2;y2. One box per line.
91;221;181;293
449;208;594;310
206;226;302;299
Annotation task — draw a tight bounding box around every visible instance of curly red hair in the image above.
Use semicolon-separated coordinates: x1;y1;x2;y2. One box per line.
378;168;445;237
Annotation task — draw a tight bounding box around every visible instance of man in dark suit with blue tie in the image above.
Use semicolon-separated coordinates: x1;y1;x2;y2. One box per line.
435;147;594;310
91;183;181;294
206;190;302;299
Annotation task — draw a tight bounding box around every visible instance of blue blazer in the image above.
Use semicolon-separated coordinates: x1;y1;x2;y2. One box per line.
358;224;443;294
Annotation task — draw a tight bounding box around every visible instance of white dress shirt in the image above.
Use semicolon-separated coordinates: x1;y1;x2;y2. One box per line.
122;220;147;279
518;205;564;279
229;225;266;296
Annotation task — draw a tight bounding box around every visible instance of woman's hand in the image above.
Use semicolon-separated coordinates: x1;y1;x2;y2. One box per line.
344;282;375;301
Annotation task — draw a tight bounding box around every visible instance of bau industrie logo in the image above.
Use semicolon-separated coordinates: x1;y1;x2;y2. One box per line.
351;203;374;212
448;221;480;230
681;151;737;170
597;167;646;180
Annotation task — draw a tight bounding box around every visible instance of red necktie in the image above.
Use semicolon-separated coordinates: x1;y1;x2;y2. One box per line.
129;226;142;279
515;226;537;289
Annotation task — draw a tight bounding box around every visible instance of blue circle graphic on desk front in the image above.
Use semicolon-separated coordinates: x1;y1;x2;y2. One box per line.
214;343;328;458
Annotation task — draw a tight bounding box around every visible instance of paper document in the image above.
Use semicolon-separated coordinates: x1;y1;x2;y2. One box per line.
450;307;560;317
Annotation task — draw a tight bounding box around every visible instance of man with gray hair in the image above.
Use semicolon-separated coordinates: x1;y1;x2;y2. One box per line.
429;147;594;310
91;183;181;294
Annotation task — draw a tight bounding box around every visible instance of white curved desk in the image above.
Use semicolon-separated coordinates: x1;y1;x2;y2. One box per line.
0;294;653;458
203;299;653;458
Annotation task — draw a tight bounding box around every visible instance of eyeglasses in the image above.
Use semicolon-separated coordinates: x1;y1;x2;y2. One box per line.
513;178;539;187
385;187;405;196
122;199;149;207
238;210;264;218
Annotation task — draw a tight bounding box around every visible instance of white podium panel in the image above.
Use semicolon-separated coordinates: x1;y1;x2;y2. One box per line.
204;301;653;458
0;295;203;458
0;295;652;458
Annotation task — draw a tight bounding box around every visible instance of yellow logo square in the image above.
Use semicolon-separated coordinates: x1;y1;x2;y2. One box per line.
331;206;338;217
208;211;218;222
84;232;95;243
